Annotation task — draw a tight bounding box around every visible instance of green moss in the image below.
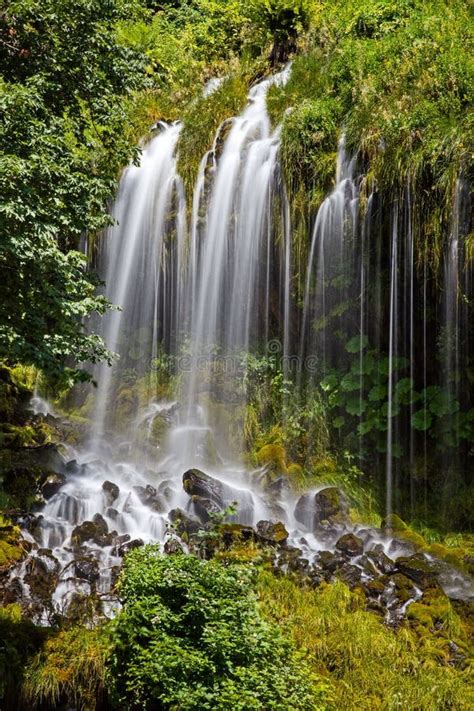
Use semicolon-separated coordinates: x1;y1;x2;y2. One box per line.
177;72;250;197
256;443;288;473
0;516;23;568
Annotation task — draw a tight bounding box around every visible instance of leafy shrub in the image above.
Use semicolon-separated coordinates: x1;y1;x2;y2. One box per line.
109;546;330;710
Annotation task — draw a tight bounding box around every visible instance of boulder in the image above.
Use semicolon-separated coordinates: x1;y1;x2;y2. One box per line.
256;520;288;546
190;495;222;523
337;563;362;587
182;469;225;507
220;523;255;546
364;545;395;575
169;508;201;539
336;533;364;557
316;550;347;576
294;486;348;529
395;554;440;591
71;514;112;547
132;485;166;513
102;480;120;506
74;557;100;583
41;472;66;499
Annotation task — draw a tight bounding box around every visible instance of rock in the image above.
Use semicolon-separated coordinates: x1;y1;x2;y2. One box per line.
169;508;201;539
74;557;100;583
41;472;66;499
71;515;112;547
315;487;348;522
118;538;144;557
336;533;364;557
381;513;408;532
190;495;222;523
337;563;362;587
256;520;288;546
365;545;395;575
316;550;348;577
182;469;225;507
395;554;440;590
102;480;120;505
294;486;348;529
106;507;119;520
24;552;59;600
64;459;88;477
267;476;291;497
132;485;166;513
220;523;255;546
164;538;184;555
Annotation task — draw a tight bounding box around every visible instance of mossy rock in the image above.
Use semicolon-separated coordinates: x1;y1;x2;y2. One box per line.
381;513;408;532
0;517;23;568
256;444;288;474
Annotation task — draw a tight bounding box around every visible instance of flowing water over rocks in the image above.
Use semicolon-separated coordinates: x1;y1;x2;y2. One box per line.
4;67;472;624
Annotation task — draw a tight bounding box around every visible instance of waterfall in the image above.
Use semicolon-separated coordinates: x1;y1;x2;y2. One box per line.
13;68;473;620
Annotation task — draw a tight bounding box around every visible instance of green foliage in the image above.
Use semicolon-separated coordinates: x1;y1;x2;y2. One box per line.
22;626;110;711
322;337;474;456
109;546;329;710
267;0;472;257
0;0;148;383
258;573;474;711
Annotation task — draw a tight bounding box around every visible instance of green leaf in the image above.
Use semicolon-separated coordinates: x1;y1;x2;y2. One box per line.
411;409;432;431
368;384;386;402
345;334;369;353
345;396;367;416
333;416;345;429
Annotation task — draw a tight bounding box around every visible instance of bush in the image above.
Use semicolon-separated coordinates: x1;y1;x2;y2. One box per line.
109;546;330;710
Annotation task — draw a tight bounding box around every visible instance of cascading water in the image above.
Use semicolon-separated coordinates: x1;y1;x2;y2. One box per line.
9;68;473;622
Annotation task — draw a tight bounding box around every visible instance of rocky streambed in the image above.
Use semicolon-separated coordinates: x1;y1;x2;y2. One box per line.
1;452;473;640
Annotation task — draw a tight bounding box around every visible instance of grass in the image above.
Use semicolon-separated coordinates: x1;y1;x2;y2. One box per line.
22;627;110;711
257;573;474;711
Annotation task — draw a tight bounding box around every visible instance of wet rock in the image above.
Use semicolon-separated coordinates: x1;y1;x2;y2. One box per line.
111;534;130;554
220;523;255;546
164;538;184;555
294;486;348;529
315;487;348;522
106;507;119;520
133;485;166;513
102;480;120;505
118;538;144;557
169;508;201;539
256;520;288;546
316;550;348;576
337;563;362;588
2;576;23;604
190;495;222;523
267;476;291;497
364;579;386;597
381;513;408;532
74;557;100;583
182;469;224;507
336;533;364;557
365;545;395;575
64;459;88;476
71;515;112;547
41;472;66;499
382;573;417;605
395;554;440;590
24;553;59;600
